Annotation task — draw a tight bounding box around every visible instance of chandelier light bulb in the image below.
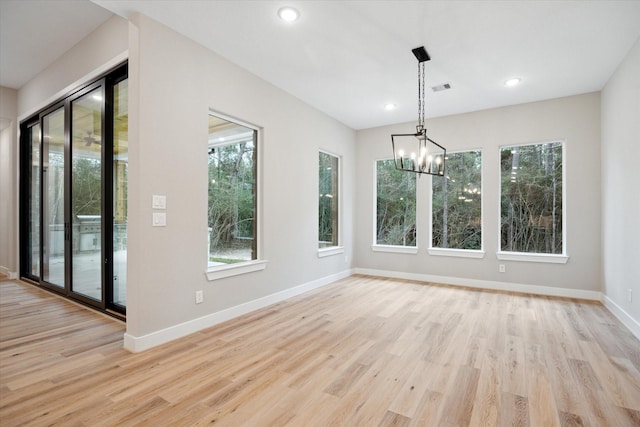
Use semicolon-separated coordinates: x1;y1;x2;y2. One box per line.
390;46;446;176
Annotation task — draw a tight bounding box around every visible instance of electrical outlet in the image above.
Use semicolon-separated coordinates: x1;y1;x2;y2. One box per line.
499;264;506;273
629;289;633;303
195;290;204;304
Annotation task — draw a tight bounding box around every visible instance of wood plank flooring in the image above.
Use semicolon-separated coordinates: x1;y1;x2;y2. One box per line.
1;275;639;426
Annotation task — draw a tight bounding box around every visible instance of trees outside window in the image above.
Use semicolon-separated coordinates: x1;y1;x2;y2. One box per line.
319;151;339;248
432;150;482;250
376;159;416;246
500;142;563;254
208;114;257;264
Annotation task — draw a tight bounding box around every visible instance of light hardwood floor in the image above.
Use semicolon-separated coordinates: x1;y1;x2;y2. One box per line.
1;275;639;426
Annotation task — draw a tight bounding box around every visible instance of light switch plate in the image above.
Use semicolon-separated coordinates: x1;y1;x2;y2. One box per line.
152;195;166;209
152;212;166;226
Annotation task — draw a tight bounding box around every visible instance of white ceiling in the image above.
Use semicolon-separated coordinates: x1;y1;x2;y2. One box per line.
0;0;113;90
3;1;640;130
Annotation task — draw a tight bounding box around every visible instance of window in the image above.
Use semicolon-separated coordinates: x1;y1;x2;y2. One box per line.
207;114;257;266
500;141;564;255
319;151;339;249
432;150;482;251
375;159;416;247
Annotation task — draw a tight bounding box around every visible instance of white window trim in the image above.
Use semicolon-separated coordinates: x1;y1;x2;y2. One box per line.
318;246;345;258
372;244;418;254
428;248;485;258
206;109;265;279
373;158;418;249
496;251;568;264
497;140;567;258
318;149;342;250
429;149;484;252
206;260;268;281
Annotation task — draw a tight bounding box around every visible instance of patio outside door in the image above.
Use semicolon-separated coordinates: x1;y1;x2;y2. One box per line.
70;85;104;302
20;64;128;317
42;105;65;289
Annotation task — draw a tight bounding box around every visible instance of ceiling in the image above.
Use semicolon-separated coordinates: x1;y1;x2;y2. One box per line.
0;0;113;90
2;1;640;130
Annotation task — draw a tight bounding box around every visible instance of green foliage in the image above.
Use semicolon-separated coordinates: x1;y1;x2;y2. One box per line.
500;142;563;254
72;157;102;216
376;159;416;246
208;140;255;259
432;151;482;249
319;152;338;246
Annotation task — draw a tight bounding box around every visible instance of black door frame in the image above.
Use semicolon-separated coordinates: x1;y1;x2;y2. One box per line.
19;62;128;317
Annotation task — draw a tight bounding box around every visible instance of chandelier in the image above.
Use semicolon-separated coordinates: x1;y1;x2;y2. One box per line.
391;46;446;176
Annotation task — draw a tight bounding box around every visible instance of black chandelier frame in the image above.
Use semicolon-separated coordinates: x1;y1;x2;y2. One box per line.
391;46;446;177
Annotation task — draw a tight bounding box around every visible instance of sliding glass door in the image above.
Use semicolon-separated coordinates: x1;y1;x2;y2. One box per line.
24;122;41;279
112;77;128;308
70;85;104;301
20;64;127;316
42;105;66;289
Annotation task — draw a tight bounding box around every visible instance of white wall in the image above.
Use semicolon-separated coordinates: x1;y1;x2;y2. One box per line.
125;14;355;350
17;15;128;120
0;86;18;277
355;93;601;297
10;11;354;352
601;38;640;337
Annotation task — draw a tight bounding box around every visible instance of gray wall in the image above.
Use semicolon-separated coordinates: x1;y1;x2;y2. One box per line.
125;14;355;347
18;16;128;119
0;86;18;277
602;37;640;333
355;93;602;294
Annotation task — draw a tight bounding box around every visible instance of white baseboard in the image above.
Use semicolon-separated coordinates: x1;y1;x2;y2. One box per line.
603;295;640;341
354;268;602;301
124;269;353;352
0;266;18;279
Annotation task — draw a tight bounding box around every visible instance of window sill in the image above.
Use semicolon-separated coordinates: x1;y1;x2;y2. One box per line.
428;248;485;258
205;260;268;281
496;251;569;264
318;246;344;258
371;245;418;254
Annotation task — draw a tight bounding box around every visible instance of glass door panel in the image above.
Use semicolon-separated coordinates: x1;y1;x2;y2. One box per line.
71;87;104;301
42;107;65;287
20;64;127;317
28;123;41;277
113;78;128;307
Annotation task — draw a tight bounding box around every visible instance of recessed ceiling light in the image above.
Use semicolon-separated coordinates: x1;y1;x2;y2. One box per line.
278;7;299;22
504;78;521;87
384;103;396;111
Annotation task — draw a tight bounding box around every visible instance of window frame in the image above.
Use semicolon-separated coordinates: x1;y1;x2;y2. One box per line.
205;110;266;281
428;149;485;259
317;149;343;257
496;139;568;264
371;157;418;254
